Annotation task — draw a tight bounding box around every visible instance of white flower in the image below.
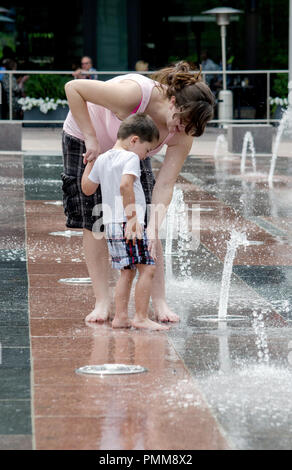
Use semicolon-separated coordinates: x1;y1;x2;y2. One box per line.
56;99;68;107
269;96;289;109
17;96;68;113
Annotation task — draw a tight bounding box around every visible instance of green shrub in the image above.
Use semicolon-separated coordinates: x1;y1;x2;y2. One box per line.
24;74;70;99
272;74;288;98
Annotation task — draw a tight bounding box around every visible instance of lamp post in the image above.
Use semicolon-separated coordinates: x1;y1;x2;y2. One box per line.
203;7;243;123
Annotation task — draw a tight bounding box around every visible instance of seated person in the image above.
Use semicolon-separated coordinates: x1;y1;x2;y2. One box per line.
72;56;98;80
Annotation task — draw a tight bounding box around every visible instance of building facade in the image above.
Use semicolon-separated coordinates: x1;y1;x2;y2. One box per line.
0;0;289;73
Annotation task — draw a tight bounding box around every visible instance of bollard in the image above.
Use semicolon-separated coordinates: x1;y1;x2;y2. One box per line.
218;89;233;123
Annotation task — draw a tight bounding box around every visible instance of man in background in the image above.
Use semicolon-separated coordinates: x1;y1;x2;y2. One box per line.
72;56;98;80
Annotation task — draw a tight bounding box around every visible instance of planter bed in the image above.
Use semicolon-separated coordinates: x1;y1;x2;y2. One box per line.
23;105;69;127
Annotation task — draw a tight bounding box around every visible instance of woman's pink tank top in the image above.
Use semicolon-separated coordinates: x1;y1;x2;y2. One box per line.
63;73;174;156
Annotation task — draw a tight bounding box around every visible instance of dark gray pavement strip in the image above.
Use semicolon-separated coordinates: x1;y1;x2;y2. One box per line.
0;401;32;440
233;265;292;321
23;154;63;200
0;154;32;442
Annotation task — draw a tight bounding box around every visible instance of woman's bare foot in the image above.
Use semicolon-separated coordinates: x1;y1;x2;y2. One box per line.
85;302;110;323
112;315;132;329
152;300;180;323
132;316;170;331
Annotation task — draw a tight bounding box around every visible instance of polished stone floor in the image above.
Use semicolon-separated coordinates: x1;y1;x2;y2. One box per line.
1;131;292;450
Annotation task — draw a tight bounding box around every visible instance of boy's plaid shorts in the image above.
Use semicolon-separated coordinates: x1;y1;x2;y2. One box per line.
105;222;155;270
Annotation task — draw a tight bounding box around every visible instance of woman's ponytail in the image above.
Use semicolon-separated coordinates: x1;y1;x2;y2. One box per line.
151;61;202;92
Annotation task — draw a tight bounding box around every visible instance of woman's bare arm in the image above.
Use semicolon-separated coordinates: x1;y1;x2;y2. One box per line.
120;174;143;244
147;134;193;238
65;79;142;162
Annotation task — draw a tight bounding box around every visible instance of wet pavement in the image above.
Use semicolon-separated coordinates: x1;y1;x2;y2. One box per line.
0;128;292;449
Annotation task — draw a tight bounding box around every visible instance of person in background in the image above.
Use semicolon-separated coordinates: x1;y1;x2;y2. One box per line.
135;60;149;73
200;50;221;91
0;63;5;82
0;46;16;82
72;56;98;80
1;58;29;119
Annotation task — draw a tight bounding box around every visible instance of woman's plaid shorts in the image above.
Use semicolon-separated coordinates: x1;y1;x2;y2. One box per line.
61;131;155;232
105;222;155;270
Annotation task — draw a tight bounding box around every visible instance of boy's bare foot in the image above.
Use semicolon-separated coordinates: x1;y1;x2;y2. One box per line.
85;303;110;323
132;317;170;331
112;316;132;328
153;300;180;323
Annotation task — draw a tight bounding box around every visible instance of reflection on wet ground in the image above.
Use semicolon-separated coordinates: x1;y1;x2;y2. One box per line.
0;148;292;449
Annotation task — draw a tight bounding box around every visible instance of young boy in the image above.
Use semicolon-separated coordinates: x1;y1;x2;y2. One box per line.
81;113;169;331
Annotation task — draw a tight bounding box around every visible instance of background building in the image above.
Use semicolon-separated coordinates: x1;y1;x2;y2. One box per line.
0;0;289;120
0;0;289;72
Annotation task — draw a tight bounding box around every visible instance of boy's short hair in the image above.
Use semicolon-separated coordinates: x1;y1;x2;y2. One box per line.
117;113;160;143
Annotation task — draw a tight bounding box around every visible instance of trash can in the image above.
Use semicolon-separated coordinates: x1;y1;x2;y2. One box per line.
218;89;233;122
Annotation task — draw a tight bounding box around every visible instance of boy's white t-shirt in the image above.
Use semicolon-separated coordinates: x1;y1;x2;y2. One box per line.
88;148;146;225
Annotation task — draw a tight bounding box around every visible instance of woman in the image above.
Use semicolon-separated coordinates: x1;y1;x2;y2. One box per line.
62;61;215;323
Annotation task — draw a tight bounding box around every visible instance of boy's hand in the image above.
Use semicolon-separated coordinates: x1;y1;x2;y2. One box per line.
125;218;143;245
81;159;99;196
